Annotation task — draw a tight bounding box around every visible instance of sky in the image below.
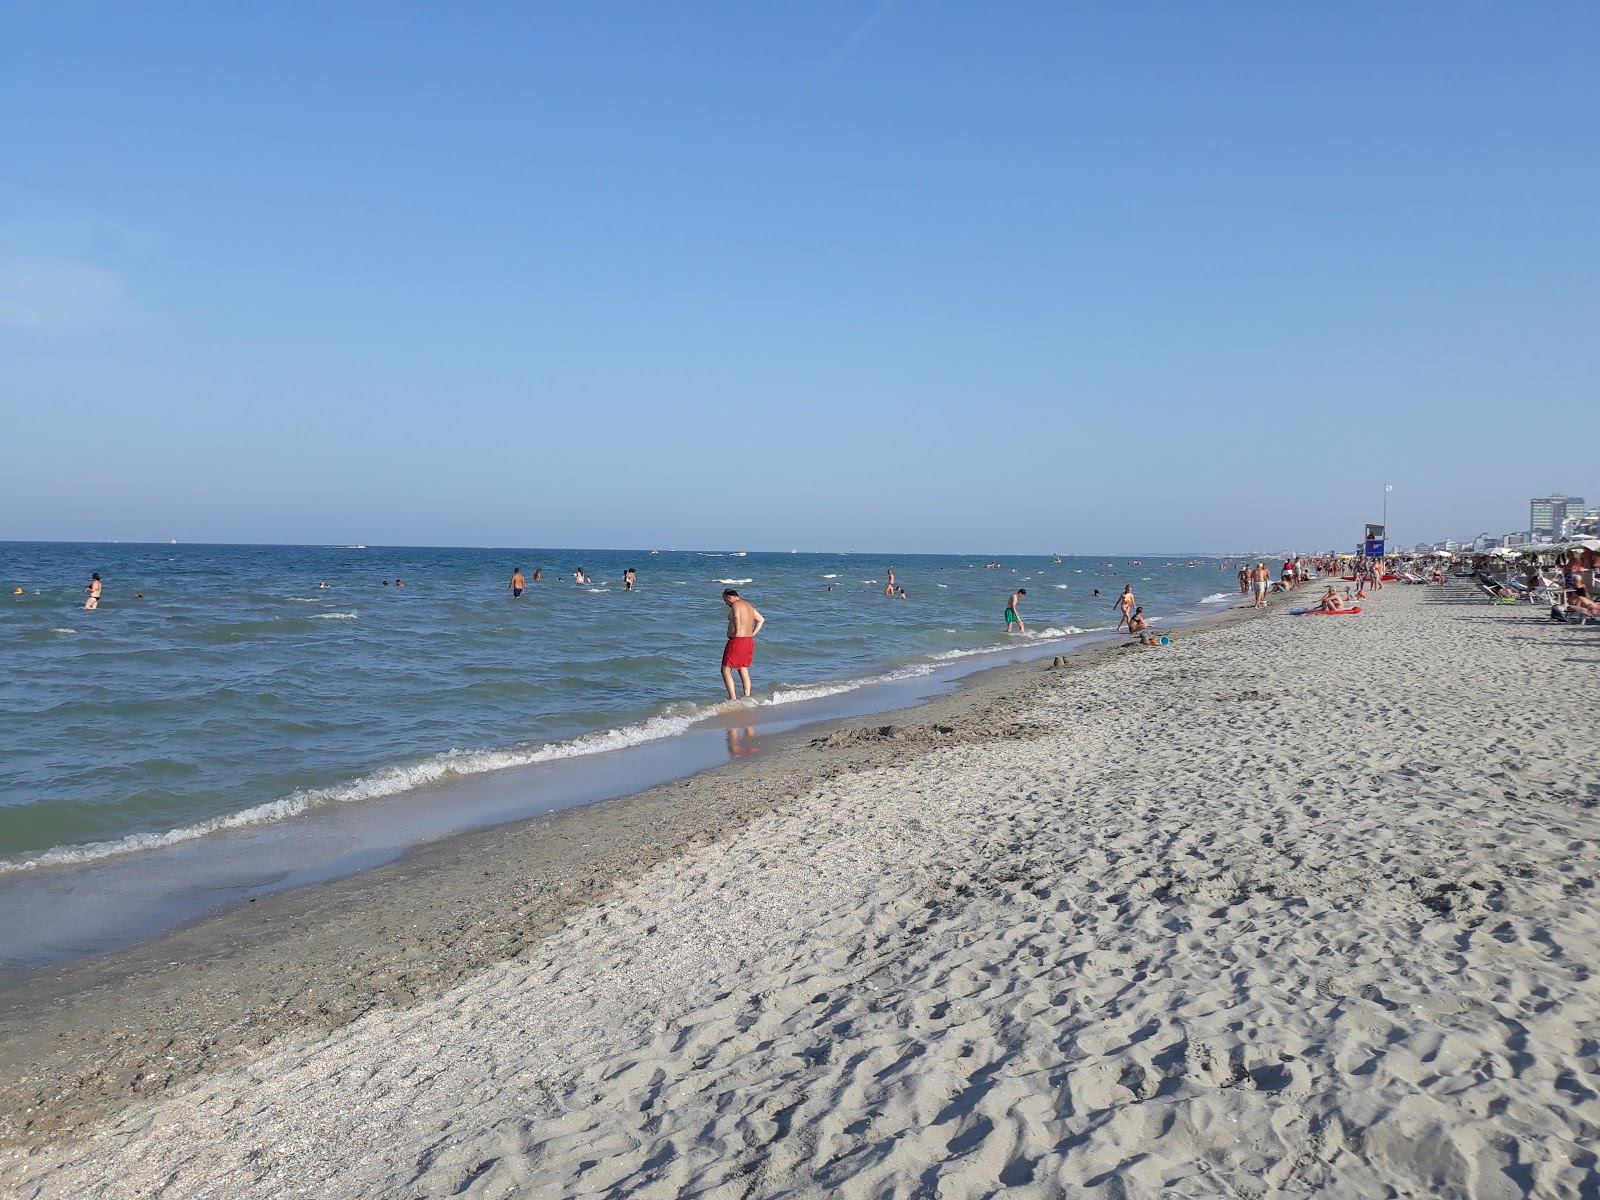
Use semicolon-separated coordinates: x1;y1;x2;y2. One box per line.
1;2;1595;554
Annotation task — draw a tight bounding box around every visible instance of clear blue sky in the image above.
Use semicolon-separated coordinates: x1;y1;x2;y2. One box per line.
2;2;1594;553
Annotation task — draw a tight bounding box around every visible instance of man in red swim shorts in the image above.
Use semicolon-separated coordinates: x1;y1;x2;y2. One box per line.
720;588;766;700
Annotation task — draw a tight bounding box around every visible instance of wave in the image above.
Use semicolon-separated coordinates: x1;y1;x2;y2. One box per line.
714;578;753;585
821;574;839;579
312;612;359;620
0;705;713;875
928;626;1087;660
50;628;76;635
1;648;985;875
764;662;934;706
1198;592;1234;604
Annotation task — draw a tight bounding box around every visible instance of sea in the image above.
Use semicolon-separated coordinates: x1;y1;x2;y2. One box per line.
1;543;1244;878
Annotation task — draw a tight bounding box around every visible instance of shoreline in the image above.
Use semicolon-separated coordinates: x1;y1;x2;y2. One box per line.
0;586;1276;1150
0;582;1241;970
7;581;1597;1194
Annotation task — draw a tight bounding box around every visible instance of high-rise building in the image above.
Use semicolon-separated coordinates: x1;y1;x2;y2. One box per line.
1530;493;1584;540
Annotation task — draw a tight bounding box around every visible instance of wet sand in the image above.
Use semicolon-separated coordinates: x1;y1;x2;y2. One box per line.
6;582;1598;1197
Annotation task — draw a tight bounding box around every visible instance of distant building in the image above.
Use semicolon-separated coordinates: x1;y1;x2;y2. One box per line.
1530;493;1585;540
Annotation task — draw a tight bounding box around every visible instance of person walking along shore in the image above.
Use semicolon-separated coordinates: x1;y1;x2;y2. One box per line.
720;589;765;700
1113;584;1135;631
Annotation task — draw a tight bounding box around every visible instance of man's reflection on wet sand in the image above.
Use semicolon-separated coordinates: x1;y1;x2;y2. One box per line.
726;726;760;759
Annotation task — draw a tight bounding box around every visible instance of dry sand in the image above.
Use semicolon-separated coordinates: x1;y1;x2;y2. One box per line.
4;582;1598;1197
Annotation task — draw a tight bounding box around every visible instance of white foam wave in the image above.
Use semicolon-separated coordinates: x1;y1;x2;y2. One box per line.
287;597;322;603
0;706;710;875
821;574;839;579
50;628;76;635
1020;626;1085;640
714;578;753;585
1055;584;1069;589
763;663;934;706
1199;592;1233;604
929;645;999;661
312;611;359;619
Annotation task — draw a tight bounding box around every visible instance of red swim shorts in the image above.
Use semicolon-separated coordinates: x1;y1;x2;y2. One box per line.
721;636;754;669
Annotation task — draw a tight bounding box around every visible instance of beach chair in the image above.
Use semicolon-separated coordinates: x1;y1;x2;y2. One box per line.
1475;573;1521;604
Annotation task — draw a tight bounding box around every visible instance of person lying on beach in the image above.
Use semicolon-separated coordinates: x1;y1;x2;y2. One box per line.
1566;587;1600;619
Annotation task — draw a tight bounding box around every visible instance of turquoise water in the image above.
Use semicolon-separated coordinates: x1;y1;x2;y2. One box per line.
0;543;1242;870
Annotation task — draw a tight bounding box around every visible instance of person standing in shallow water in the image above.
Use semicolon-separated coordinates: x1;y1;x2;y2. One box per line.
1114;584;1135;631
84;573;102;610
1005;588;1026;633
508;568;525;598
720;589;765;700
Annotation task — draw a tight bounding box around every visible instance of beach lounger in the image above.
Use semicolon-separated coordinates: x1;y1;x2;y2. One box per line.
1476;574;1521;603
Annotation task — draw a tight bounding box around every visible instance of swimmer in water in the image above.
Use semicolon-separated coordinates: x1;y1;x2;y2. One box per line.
84;573;102;610
509;568;525;598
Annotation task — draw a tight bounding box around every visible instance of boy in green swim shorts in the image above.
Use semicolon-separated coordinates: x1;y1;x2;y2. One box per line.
1005;588;1026;633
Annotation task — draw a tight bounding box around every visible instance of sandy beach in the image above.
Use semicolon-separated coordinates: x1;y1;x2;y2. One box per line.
4;581;1598;1197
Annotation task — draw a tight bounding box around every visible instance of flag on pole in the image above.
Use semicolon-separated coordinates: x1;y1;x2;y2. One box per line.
1385;484;1393;491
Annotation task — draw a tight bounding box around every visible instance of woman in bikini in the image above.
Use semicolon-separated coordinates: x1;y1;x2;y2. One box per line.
1114;585;1135;631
